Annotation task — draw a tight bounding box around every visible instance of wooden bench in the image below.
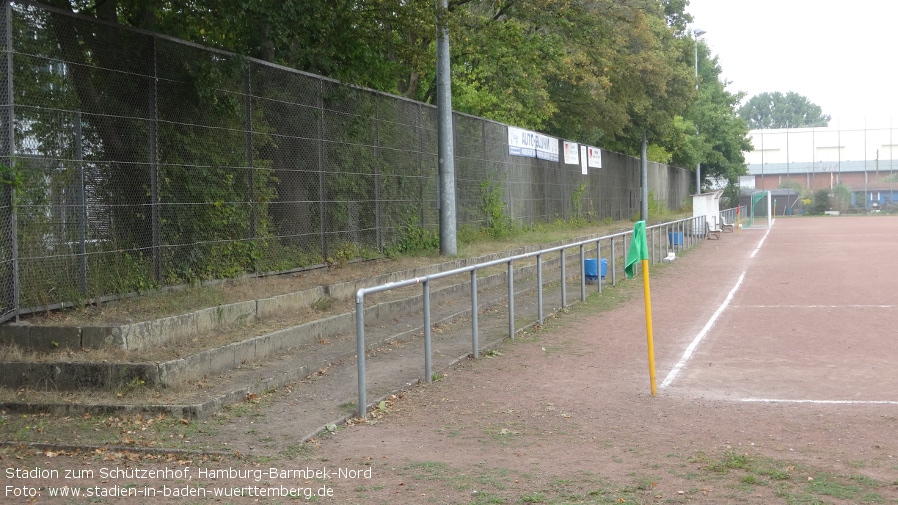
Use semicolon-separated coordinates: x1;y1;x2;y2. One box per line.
706;221;720;240
719;216;735;233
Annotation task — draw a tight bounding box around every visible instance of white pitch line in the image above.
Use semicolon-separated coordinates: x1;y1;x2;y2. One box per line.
736;304;896;309
749;228;771;258
742;398;898;405
660;271;746;388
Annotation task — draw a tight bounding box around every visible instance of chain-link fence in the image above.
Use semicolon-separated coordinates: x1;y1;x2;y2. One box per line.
0;1;690;321
1;2;18;323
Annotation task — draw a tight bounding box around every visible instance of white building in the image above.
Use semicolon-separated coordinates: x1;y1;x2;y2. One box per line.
743;118;898;208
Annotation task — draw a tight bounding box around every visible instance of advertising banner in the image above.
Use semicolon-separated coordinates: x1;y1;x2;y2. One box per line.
587;146;602;168
508;126;559;162
564;141;580;165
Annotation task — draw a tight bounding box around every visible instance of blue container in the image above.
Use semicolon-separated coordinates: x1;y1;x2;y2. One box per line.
584;258;608;280
668;232;683;246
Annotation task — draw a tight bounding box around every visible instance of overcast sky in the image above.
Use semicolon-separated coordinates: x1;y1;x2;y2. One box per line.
686;0;898;127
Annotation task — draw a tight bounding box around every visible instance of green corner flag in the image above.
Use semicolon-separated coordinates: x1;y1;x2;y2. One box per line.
625;221;648;278
626;220;658;396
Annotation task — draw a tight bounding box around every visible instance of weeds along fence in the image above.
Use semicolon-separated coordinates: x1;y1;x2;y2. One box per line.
0;1;690;323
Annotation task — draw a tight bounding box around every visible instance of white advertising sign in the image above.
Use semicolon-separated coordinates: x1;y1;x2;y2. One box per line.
587;146;602;168
563;141;580;165
507;126;559;162
580;145;588;174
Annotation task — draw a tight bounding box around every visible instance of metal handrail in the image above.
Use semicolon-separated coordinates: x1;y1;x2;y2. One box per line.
353;213;722;419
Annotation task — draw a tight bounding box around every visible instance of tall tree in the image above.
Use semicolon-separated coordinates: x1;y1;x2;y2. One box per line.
669;38;752;193
39;0;751;185
738;91;831;129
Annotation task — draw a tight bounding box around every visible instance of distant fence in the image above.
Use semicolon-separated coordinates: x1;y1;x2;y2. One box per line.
0;1;690;322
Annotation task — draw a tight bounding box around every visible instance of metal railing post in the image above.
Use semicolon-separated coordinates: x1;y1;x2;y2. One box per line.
356;292;367;419
659;223;670;258
424;280;432;382
650;225;656;264
579;244;586;302
624;234;630;275
684;219;689;249
560;248;567;307
507;261;515;338
677;221;683;252
471;270;479;358
692;217;697;247
537;253;544;325
611;237;616;286
596;239;602;293
689;218;693;248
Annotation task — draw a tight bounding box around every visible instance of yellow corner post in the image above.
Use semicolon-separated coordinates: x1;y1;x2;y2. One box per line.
624;221;658;396
641;258;657;396
736;206;741;235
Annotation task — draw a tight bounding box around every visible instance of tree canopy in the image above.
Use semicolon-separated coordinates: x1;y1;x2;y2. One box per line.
671;43;752;192
43;0;751;182
738;91;831;129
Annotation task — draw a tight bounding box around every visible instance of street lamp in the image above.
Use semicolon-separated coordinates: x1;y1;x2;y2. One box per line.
694;28;706;195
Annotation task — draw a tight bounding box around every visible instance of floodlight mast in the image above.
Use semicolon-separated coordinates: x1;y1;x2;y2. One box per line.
694;28;707;195
436;0;457;256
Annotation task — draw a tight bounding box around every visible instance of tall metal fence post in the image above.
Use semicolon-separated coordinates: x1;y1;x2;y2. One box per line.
243;63;257;253
417;103;425;228
149;36;161;281
318;80;327;262
75;111;87;294
374;100;382;250
1;0;18;322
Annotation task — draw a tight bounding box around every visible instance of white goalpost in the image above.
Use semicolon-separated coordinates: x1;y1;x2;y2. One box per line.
746;191;772;229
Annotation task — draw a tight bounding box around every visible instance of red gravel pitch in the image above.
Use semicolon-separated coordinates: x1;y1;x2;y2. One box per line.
669;216;898;402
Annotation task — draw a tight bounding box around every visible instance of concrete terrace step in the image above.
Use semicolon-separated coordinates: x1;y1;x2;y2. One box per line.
0;235;631;421
0;253;567;391
0;245;566;353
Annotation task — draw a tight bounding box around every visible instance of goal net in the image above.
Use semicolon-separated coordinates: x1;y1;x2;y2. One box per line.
746;191;772;229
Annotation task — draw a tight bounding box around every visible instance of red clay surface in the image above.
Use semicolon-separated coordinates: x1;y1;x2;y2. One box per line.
669;216;898;402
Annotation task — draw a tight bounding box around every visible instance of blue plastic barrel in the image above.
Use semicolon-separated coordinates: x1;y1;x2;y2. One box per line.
585;258;608;280
584;258;598;279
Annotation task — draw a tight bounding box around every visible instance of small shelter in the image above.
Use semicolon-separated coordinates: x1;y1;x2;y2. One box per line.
692;190;723;229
